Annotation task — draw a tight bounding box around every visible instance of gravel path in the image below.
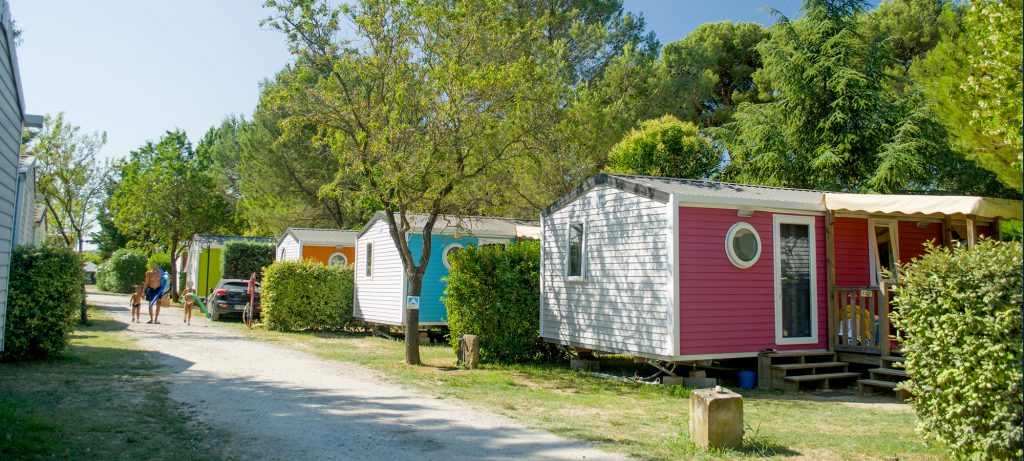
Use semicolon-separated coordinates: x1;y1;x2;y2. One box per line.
89;292;627;461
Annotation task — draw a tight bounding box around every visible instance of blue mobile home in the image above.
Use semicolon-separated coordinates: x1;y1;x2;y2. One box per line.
354;212;539;326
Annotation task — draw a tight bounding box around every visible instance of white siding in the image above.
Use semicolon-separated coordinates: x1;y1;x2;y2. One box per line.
0;2;22;352
276;234;300;262
354;219;405;325
540;185;672;357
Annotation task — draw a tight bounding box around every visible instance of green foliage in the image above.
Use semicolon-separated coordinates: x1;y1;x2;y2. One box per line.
260;260;357;331
110;130;237;295
914;0;1022;192
147;251;171;272
221;241;275;281
96;248;148;294
606;115;720;179
999;220;1022;242
25;113;108;251
1;245;84;361
659;21;769;127
713;0;1007;195
444;241;550;364
890;240;1022;459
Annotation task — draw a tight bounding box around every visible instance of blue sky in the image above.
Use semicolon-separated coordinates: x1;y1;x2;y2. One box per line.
10;0;820;162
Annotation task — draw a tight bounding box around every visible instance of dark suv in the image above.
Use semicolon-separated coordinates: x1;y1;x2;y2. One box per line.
206;279;261;321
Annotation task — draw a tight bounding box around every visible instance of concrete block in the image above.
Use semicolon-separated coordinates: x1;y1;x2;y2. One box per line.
570;359;599;371
689;370;707;379
684;377;718;388
458;335;480;369
662;376;685;386
418;332;430;346
689;386;744;450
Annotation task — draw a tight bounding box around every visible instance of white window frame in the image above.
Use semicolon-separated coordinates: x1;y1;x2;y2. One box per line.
867;218;900;286
441;243;465;270
364;242;373;278
564;221;587;282
725;221;762;269
773;214;818;345
328;252;348;266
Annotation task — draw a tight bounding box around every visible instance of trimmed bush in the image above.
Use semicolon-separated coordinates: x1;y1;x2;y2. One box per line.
444;240;551;364
222;241;275;281
2;245;85;361
96;248;148;294
891;240;1022;459
260;260;357;331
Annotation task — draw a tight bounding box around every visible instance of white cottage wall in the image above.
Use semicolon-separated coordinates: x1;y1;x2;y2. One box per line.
354;219;405;326
277;234;301;262
540;185;673;357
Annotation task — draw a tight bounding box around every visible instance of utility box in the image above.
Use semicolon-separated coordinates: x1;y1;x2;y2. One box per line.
689;387;743;450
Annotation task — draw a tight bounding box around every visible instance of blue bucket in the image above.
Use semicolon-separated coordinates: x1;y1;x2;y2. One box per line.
738;370;756;389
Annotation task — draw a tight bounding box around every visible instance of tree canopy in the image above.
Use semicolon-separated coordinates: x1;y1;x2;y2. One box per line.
606;115;720;179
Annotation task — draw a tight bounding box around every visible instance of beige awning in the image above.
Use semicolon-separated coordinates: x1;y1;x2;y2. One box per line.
825;193;1023;220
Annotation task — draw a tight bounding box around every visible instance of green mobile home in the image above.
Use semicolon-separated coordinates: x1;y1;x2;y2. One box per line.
185;234;276;298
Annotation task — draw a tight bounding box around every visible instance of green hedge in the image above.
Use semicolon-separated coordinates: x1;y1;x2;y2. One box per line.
260;260;357;331
96;248;148;294
891;240;1022;459
1;245;85;361
222;241;275;281
444;240;553;364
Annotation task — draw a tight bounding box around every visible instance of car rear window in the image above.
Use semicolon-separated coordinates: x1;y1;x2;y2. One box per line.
223;282;248;289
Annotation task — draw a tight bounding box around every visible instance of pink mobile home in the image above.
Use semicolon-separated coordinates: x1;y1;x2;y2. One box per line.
540;173;1021;388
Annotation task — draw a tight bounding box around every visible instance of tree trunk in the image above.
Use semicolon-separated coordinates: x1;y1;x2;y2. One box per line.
169;239;179;302
80;281;88;323
404;270;423;365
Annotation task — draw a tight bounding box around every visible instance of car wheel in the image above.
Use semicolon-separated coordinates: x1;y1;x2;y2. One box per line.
209;308;219;321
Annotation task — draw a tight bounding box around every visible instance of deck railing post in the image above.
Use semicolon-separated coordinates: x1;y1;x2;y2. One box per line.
826;212;837;352
880;281;891;357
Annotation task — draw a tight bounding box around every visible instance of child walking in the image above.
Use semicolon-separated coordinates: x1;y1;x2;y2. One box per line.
129;285;143;323
180;281;196;325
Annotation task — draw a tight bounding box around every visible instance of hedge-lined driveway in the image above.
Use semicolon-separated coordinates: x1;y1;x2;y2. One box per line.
87;291;627;461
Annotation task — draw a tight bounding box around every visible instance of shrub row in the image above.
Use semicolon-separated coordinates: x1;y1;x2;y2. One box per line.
96;248;148;294
260;260;357;331
892;240;1022;459
444;240;556;364
222;241;275;281
2;245;85;361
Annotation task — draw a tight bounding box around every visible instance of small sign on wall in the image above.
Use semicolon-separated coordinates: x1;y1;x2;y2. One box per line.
406;296;420;310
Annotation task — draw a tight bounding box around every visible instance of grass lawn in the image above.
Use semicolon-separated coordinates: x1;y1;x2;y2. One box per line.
0;308;234;460
221;321;948;460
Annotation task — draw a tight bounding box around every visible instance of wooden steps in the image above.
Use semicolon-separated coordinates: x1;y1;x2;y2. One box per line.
758;351;859;391
858;352;910;397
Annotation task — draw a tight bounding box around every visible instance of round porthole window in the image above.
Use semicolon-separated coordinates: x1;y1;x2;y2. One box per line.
442;243;464;270
328;252;348;266
726;222;761;268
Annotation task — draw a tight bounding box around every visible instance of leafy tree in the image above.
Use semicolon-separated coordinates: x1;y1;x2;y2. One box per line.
606;115;720;179
90;164;134;258
25;113;108;251
235;71;374;235
264;0;572;364
861;0;951;76
110;130;233;299
914;0;1022;192
659;21;768;127
714;0;1008;195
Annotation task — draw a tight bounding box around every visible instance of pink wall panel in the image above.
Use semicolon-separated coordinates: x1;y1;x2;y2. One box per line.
833;217;870;286
897;221;942;263
678;207;828;356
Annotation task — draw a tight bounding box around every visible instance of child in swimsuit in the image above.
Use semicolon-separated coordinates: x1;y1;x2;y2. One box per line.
180;281;196;325
129;285;143;323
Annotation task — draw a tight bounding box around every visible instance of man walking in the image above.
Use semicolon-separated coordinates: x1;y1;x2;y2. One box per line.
144;263;163;324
